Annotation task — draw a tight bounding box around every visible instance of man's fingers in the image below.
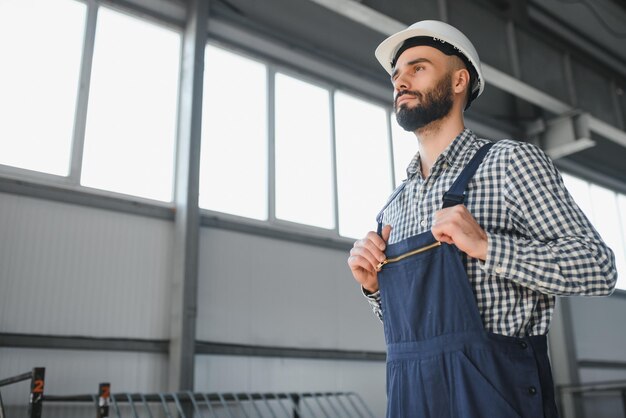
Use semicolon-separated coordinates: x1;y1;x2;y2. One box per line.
350;246;382;271
356;235;387;261
348;254;376;274
365;230;388;251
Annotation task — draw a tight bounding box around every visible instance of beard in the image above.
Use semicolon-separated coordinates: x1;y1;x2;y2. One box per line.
394;72;454;132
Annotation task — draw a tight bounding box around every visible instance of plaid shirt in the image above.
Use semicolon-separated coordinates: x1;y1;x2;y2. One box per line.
365;128;617;336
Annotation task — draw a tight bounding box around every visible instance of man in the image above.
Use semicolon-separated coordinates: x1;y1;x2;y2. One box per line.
347;20;617;418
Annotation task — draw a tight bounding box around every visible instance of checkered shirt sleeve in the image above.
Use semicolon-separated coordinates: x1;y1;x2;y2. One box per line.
361;130;617;336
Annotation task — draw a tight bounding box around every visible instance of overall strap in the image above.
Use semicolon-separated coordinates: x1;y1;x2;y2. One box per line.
376;180;410;235
441;142;494;208
375;142;494;236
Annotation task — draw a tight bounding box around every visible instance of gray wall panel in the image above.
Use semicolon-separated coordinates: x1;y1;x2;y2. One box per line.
0;193;173;339
194;354;386;418
569;295;626;362
197;228;386;352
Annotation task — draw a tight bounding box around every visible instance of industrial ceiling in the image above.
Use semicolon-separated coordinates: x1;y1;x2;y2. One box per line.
207;0;626;192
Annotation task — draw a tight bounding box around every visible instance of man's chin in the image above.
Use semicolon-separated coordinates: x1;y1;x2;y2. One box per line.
395;103;420;114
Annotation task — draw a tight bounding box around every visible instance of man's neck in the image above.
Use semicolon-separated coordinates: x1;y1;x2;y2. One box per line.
415;114;465;179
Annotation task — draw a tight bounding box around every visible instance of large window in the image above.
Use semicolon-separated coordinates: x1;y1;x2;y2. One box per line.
199;44;268;220
198;44;396;238
274;73;334;229
81;6;181;201
334;92;393;238
0;0;85;176
562;173;626;291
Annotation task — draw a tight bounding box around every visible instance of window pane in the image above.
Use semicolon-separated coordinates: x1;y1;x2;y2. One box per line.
589;185;626;291
199;44;268;220
0;0;85;176
618;195;626;290
561;173;594;222
335;92;392;238
390;114;418;187
275;73;333;228
81;7;180;201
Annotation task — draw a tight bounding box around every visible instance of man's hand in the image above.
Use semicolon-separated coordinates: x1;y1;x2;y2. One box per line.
348;225;392;293
431;205;488;260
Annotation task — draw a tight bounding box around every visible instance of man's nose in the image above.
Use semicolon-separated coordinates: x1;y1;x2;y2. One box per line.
393;72;410;93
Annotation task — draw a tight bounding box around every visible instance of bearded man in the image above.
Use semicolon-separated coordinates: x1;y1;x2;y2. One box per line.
347;20;616;418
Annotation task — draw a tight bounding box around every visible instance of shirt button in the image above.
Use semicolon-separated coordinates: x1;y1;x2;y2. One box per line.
442;162;448;169
420;220;427;227
528;386;537;395
494;265;503;274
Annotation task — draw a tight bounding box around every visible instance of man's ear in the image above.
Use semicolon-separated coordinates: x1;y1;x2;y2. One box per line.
453;68;470;95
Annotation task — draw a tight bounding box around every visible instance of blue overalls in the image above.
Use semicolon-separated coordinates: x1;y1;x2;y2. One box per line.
376;143;559;418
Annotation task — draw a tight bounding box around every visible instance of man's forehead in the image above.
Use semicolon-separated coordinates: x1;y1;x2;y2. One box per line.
394;45;446;66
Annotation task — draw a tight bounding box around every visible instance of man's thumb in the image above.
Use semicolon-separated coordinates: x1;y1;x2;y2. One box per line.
382;224;392;242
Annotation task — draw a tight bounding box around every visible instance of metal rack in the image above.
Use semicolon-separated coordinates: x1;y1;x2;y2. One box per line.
558;379;626;418
0;368;376;418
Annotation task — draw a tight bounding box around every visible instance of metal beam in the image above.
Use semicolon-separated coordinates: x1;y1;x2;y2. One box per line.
196;341;386;362
0;333;386;362
527;2;626;80
548;298;583;418
0;176;174;220
69;0;98;185
169;0;207;391
307;0;626;153
305;0;404;34
0;333;167;353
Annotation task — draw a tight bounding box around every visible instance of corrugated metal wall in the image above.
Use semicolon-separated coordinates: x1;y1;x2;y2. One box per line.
197;228;385;351
0;192;173;338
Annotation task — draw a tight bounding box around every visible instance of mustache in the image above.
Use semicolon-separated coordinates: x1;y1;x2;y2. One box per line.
395;90;422;107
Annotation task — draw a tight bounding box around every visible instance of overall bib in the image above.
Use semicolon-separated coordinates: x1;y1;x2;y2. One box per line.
376;143;559;418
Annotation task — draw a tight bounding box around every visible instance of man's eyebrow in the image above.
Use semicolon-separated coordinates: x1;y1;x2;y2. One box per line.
391;57;434;81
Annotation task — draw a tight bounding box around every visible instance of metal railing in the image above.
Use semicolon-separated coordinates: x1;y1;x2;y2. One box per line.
0;367;45;418
558;380;626;418
0;368;376;418
47;392;376;418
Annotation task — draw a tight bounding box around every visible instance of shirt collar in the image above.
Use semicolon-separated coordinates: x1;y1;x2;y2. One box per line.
405;128;478;179
440;128;476;167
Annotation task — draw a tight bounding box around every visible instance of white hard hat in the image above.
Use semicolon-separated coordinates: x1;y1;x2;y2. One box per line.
375;20;484;108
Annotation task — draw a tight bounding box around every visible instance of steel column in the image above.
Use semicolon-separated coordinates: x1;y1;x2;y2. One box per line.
169;0;208;391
